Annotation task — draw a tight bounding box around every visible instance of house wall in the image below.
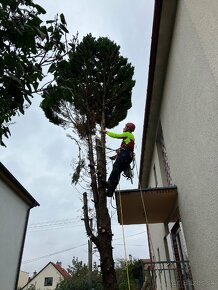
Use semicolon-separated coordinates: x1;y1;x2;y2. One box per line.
158;0;218;288
23;263;64;290
147;147;173;290
18;271;29;288
148;145;166;263
0;179;29;290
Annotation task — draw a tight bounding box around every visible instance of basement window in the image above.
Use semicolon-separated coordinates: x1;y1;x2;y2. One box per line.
44;277;53;286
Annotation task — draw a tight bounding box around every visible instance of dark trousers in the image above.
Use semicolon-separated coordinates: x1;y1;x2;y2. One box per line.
107;149;133;194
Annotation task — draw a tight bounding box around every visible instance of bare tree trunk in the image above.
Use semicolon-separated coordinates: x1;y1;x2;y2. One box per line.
96;138;118;290
83;188;118;290
82;123;118;289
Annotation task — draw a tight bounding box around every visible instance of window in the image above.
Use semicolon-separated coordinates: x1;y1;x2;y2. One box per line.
153;164;158;187
44;277;53;286
156;122;173;186
157;247;161;261
164;233;175;261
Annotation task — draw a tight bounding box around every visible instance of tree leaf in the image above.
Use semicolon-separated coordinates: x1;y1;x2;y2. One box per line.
60;13;66;25
33;4;46;15
35;27;46;40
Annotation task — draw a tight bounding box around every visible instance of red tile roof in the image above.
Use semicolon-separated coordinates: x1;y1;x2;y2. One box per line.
51;263;70;278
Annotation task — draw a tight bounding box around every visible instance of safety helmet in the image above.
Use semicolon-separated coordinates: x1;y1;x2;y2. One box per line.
126;122;135;132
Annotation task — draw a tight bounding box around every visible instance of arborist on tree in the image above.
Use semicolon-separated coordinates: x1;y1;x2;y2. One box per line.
102;122;135;197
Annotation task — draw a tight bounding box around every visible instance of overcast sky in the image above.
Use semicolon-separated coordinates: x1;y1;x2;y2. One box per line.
0;0;154;275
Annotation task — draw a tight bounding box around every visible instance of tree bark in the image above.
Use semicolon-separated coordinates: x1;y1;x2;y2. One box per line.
96;138;118;290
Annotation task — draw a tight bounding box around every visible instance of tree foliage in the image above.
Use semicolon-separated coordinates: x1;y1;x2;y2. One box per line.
0;0;70;145
55;258;146;290
41;33;135;133
116;259;145;290
55;257;102;290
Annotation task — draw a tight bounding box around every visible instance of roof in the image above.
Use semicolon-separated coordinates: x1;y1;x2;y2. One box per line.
115;186;178;224
139;0;178;186
141;259;151;264
51;262;70;278
0;162;39;207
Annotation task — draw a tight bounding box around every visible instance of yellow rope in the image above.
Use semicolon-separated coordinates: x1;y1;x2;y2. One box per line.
135;159;156;262
118;184;131;290
116;154;157;290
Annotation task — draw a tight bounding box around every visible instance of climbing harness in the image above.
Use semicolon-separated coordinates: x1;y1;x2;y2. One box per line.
106;146;135;183
122;165;133;182
122;154;135;183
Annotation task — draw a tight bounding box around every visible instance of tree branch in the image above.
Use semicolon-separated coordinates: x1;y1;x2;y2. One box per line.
83;192;99;247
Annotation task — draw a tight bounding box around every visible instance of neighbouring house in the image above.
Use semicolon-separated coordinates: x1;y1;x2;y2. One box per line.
116;0;218;289
0;162;39;290
22;261;70;290
18;271;29;289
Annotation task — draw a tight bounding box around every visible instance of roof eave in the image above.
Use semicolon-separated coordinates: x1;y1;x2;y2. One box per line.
139;0;178;187
0;162;39;208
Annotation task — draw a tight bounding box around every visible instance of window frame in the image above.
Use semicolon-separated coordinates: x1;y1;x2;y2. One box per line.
44;277;53;286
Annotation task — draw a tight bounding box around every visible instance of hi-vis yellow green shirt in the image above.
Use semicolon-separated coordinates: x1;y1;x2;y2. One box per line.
106;131;135;150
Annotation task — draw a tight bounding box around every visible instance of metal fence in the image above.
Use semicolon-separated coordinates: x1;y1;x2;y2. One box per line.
143;260;194;290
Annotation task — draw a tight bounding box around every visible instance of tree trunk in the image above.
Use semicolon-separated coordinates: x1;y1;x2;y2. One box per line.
83;190;118;290
82;94;118;289
96;138;118;290
83;132;118;289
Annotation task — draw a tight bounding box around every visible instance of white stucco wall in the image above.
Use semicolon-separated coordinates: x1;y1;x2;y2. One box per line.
23;263;64;290
0;179;29;290
159;0;218;288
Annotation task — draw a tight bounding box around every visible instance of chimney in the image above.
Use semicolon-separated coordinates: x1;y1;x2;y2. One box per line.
56;261;62;267
33;271;37;277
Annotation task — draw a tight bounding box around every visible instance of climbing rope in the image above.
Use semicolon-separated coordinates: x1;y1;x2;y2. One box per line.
117;155;156;285
134;159;156;264
106;145;157;277
118;183;131;290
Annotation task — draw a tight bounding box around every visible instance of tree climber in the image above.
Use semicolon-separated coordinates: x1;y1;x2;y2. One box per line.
103;122;135;197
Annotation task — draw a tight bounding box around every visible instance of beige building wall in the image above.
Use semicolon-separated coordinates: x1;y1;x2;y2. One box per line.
0;180;29;290
18;271;29;288
157;0;218;288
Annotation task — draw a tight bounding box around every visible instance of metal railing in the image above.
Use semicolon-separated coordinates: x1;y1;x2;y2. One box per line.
143;260;194;290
